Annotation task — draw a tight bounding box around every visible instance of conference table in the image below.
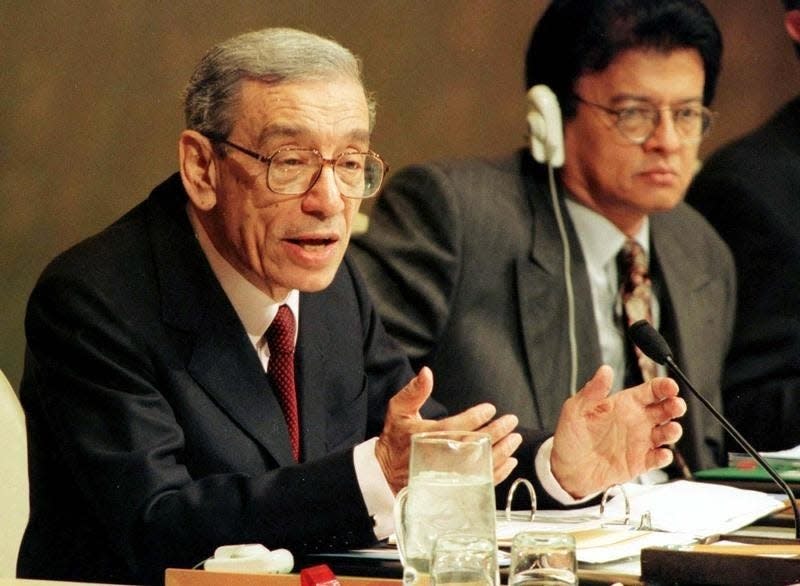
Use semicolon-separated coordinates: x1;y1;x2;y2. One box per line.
295;503;799;585
2;508;797;586
183;513;800;585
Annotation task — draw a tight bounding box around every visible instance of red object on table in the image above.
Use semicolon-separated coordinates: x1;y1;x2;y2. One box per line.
300;563;342;586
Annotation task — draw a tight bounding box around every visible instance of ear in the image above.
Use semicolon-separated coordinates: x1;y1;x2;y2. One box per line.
179;130;219;211
785;9;800;45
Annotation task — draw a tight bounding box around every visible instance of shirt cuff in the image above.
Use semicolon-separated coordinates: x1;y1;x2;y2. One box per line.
353;437;395;540
534;437;599;505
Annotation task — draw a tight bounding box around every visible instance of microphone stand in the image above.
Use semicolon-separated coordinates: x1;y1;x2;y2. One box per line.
628;319;800;539
662;356;800;540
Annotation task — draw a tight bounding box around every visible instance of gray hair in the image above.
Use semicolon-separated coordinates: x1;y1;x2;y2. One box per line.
183;27;377;140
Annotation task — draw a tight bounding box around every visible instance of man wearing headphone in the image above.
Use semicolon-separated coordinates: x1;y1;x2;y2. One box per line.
352;0;734;480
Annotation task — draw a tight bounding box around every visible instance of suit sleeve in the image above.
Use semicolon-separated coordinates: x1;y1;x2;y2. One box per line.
351;164;464;371
344;255;447;429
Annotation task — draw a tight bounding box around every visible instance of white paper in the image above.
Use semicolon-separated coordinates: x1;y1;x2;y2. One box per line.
497;480;785;564
576;529;696;564
599;480;785;537
761;443;800;460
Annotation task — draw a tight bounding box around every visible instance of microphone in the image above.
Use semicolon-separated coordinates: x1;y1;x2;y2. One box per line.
629;319;800;540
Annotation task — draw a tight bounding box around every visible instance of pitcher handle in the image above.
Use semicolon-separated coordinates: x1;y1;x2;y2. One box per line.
393;486;418;584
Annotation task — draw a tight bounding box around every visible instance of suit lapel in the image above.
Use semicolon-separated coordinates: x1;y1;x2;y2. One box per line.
651;217;715;379
295;292;331;462
148;176;296;466
516;169;601;429
186;317;297;466
651;213;730;470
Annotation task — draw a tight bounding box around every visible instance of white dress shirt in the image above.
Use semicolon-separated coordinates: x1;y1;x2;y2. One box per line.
565;198;662;391
565;198;667;484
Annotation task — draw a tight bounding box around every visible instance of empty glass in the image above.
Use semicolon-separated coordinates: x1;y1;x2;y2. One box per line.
430;534;496;586
507;532;577;586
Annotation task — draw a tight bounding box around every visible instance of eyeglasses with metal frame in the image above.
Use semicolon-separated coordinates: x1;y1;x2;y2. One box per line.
573;95;714;145
211;137;389;199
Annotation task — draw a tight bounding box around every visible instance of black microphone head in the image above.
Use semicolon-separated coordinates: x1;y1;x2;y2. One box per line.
628;320;673;365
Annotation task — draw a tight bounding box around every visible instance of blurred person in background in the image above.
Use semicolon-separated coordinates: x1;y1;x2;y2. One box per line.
353;0;733;474
686;0;800;451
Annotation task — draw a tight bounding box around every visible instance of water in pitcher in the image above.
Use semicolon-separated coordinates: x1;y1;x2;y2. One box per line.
401;470;496;575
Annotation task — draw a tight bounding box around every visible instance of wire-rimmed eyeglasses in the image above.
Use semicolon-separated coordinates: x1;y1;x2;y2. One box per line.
573;95;714;145
213;138;388;199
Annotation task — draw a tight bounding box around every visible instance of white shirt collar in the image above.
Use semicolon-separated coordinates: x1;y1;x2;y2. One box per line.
563;196;658;392
564;198;650;268
187;204;299;348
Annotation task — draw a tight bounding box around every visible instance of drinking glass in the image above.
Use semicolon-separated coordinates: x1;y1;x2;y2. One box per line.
507;532;577;585
393;431;497;585
430;534;496;586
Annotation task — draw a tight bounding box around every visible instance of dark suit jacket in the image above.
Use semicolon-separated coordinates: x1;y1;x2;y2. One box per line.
686;96;800;451
18;174;470;585
352;150;736;472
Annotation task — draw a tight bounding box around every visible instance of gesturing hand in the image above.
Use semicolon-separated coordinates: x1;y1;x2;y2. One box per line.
375;367;522;494
550;365;686;498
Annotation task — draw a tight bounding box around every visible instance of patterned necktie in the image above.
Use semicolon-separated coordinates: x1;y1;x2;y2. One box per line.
618;238;659;383
618;240;693;479
265;304;300;461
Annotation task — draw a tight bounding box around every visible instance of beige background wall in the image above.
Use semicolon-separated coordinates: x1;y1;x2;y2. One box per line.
2;1;797;389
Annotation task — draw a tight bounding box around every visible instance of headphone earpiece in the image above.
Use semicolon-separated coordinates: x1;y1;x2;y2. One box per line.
526;84;564;168
526;84;576;392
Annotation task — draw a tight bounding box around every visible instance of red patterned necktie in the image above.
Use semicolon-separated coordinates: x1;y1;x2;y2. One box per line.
265;304;300;461
618;238;659;382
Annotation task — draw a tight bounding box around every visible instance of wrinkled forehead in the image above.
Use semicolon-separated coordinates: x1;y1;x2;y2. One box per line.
234;78;371;148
